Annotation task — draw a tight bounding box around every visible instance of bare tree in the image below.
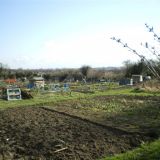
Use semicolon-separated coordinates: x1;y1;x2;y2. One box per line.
80;65;91;83
111;24;160;79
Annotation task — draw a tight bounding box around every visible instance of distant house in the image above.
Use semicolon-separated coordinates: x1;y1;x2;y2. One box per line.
132;75;143;84
29;77;45;88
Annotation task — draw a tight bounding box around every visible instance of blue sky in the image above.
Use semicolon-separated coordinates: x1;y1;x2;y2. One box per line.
0;0;160;69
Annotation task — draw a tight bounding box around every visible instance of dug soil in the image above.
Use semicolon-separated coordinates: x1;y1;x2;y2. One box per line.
0;106;152;160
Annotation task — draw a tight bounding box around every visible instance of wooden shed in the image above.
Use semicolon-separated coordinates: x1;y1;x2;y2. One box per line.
29;77;45;88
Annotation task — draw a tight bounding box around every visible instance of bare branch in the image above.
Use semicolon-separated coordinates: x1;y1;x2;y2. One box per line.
111;37;160;79
145;23;160;43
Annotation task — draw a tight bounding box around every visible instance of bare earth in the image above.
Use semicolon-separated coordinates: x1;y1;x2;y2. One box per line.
0;101;154;160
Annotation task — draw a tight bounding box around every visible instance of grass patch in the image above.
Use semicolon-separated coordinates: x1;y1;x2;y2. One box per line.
101;139;160;160
0;87;160;110
0;92;86;109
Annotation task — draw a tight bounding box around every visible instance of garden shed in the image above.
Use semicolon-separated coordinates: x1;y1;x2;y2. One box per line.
29;77;45;88
132;75;143;84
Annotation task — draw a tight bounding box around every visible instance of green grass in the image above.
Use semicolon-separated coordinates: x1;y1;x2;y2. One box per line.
0;87;129;109
0;91;86;109
101;139;160;160
0;87;160;110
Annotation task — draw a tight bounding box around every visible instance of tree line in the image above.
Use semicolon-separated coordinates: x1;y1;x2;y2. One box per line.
0;64;125;82
0;61;159;82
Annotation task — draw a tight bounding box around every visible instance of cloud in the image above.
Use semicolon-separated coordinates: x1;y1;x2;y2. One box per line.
39;27;147;68
5;25;158;69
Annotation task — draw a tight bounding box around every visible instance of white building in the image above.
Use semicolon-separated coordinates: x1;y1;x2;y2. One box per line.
132;75;143;84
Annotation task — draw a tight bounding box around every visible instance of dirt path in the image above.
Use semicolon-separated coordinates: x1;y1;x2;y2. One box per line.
0;107;151;160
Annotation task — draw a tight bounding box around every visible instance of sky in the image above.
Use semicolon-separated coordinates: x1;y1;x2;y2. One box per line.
0;0;160;69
